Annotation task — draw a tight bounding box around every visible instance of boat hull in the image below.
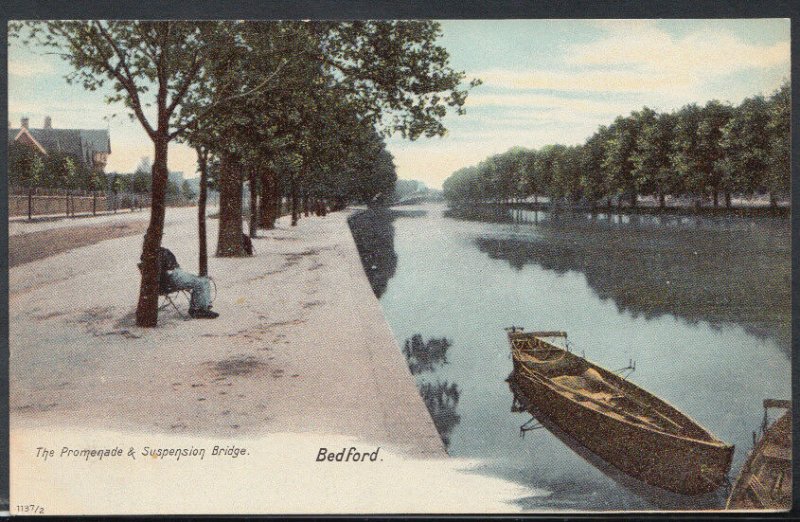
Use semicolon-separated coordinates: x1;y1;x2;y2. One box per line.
726;408;791;510
511;364;734;495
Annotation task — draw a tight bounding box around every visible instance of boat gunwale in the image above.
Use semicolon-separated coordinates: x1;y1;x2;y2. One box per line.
725;408;792;510
509;333;733;450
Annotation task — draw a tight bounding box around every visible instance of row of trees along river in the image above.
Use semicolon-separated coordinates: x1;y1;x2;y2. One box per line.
12;21;480;326
443;82;789;210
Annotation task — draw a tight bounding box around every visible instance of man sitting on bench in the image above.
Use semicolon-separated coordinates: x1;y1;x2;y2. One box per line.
141;246;219;319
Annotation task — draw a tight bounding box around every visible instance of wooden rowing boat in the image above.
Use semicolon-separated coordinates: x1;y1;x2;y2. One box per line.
726;399;791;510
506;375;723;510
508;329;734;495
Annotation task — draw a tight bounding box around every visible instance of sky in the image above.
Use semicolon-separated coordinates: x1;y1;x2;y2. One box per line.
7;19;791;189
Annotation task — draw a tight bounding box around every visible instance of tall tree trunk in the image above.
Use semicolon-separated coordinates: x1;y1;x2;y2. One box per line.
249;168;258;239
92;191;97;216
303;192;310;217
216;152;246;257
291;173;300;226
659;192;665;209
712;189;719;208
268;171;279;227
769;193;778;208
135;133;169;327
197;147;209;277
27;188;32;220
258;170;272;229
725;192;731;209
630;191;637;208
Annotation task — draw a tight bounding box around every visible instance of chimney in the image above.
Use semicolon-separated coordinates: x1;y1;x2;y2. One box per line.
21;117;29;129
44;116;52;129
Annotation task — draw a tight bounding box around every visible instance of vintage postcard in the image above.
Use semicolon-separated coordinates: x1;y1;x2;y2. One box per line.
6;18;792;514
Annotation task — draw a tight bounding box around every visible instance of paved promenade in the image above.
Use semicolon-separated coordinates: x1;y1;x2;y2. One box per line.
10;206;445;456
9;207;532;514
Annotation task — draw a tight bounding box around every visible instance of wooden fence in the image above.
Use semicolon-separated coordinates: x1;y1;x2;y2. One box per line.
9;186;151;218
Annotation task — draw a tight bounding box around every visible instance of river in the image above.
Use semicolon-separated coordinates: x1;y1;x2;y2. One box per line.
348;202;791;511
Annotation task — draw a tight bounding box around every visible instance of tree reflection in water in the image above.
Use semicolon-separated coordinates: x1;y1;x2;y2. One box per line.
348;207;429;298
452;205;790;353
347;207;398;298
419;381;461;449
403;334;452;375
402;334;461;450
348;208;462;447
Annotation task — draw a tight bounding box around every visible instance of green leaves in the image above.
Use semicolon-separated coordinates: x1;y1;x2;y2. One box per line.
444;82;789;207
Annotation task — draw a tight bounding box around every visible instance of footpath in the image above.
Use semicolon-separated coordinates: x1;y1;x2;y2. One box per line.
9;207;527;514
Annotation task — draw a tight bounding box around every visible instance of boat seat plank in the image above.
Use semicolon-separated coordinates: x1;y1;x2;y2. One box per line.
763;399;791;410
748;475;782;510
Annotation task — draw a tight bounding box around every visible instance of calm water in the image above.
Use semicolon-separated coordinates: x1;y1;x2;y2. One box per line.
349;203;791;511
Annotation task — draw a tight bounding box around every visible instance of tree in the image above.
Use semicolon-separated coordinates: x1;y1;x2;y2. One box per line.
671;103;704;206
131;159;153;194
632;111;676;208
176;21;310;255
182;179;196;201
550;145;583;202
51;155;78;216
165;180;181;203
766;81;790;206
12;21;239;326
718;95;771;205
86;170;106;215
517;149;540;203
580;127;613;207
110;173;126;213
602;110;651;207
697;100;734;206
9;142;45;220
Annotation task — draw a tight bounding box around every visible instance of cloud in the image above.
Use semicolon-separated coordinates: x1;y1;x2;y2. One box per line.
569;22;789;75
476;21;790;98
467;91;635;116
474;68;682;94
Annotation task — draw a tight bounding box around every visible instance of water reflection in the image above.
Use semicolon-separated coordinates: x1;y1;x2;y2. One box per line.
348;208;398;298
506;371;724;510
401;334;461;450
403;334;452;375
348;208;428;298
350;202;789;511
460;206;789;353
419;381;462;449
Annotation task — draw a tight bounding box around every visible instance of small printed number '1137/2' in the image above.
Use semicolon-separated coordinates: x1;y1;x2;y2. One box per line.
16;504;45;514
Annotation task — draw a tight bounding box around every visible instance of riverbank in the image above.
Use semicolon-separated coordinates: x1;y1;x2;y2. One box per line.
451;200;790;219
9;208;530;513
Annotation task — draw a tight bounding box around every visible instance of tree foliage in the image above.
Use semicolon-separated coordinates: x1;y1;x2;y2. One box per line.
444;81;790;208
12;20;478;326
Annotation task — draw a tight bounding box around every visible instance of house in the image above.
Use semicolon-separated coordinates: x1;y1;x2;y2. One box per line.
8;116;111;173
